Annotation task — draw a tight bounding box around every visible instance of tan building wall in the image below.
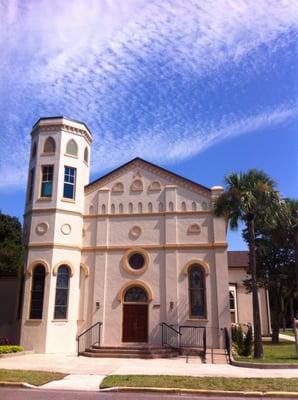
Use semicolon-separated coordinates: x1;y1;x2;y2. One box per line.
228;252;271;336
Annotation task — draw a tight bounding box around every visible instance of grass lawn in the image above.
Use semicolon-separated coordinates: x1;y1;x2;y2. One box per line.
100;375;298;392
235;341;298;364
282;329;295;337
0;369;66;386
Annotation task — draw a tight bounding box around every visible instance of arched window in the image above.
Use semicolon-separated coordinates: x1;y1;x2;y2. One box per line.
54;265;70;319
191;202;197;211
188;265;206;318
84;147;88;163
158;202;163;212
31;142;37;159
101;204;106;214
181;201;186;212
89;205;94;214
119;203;124;213
29;265;46;319
138;202;143;213
129;202;133;213
111;203;115;214
148;202;153;212
124;286;148;302
169;201;174;211
43;137;56;154
66;139;78;156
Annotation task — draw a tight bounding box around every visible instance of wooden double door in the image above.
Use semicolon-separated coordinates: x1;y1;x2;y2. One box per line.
122;304;148;342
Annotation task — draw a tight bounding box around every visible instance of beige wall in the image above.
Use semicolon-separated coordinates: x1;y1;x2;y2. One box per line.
228;267;270;335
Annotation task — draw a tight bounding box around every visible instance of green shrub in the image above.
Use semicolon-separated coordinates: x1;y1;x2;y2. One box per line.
232;324;253;357
0;345;24;354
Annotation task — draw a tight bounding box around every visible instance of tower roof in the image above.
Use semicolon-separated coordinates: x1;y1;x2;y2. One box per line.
31;116;92;143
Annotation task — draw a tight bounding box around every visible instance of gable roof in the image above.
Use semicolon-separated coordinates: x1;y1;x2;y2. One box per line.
228;251;249;268
85;157;211;195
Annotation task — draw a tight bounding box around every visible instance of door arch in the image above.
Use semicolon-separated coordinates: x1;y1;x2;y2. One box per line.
122;286;148;343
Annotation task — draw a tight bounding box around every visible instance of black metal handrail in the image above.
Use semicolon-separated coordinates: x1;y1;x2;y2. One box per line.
223;327;231;363
77;322;102;356
179;325;206;361
161;322;181;349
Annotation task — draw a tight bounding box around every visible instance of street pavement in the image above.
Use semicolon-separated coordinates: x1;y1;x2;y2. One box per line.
0;387;295;400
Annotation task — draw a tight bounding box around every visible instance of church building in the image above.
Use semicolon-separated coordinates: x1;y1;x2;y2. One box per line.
19;117;270;355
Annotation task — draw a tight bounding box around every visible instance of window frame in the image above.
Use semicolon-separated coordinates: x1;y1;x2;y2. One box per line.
29;265;46;320
188;265;207;319
229;284;238;324
40;164;54;198
54;265;70;320
63;166;76;200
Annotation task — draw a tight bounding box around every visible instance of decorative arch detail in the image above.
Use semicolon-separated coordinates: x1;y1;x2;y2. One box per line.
130;179;143;192
112;182;124;193
66;139;78;156
117;280;154;302
187;223;201;235
53;261;74;277
27;260;50;276
80;263;90;277
43;136;56;154
148;181;162;192
183;259;210;276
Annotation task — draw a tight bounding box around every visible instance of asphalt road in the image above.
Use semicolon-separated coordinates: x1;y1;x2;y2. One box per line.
0;388;296;400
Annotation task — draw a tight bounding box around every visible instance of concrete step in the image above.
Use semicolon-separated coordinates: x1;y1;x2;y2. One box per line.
80;346;180;359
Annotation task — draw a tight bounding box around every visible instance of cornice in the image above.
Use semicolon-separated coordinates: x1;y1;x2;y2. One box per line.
27;242;228;251
85;159;211;197
31;123;92;145
84;210;212;219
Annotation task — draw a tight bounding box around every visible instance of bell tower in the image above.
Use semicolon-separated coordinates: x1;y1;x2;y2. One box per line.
21;117;92;353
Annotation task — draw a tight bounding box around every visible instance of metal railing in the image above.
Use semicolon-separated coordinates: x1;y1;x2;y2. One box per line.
179;325;206;360
77;322;102;356
161;322;181;349
223;327;231;363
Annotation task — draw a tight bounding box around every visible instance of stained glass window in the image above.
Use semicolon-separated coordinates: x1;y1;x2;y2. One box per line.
189;265;205;318
128;253;145;270
124;287;148;302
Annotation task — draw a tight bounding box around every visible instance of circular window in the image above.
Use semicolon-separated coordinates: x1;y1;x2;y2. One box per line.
128;253;145;270
123;248;149;275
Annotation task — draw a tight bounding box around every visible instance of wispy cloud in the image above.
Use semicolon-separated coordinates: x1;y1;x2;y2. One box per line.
0;0;297;189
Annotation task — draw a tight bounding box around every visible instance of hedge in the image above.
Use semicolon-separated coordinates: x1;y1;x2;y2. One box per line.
0;345;24;354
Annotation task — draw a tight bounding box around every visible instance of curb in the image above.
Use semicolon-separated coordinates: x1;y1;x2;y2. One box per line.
0;351;34;359
230;354;298;369
101;386;298;398
0;381;36;388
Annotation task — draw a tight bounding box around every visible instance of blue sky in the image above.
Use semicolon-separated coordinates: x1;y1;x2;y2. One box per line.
0;0;297;250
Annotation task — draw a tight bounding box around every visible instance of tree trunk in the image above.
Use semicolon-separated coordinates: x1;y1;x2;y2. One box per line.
270;287;281;344
247;216;264;359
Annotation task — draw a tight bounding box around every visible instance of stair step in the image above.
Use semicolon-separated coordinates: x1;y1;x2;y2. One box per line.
80;345;180;358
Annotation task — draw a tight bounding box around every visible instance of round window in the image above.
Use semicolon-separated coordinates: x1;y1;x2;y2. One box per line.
128;253;145;270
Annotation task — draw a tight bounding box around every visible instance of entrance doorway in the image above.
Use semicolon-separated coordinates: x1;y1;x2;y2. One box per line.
122;286;148;342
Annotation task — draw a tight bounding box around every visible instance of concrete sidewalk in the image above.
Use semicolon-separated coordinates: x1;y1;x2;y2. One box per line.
41;374;105;391
280;333;296;342
0;353;298;378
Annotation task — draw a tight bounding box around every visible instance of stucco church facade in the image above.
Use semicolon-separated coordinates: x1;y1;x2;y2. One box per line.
19;117;270;354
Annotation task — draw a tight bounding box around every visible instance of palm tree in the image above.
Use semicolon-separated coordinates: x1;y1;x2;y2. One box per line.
214;169;281;359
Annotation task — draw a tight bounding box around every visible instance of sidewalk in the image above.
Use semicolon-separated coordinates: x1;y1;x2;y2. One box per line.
0;353;298;378
280;333;296;342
